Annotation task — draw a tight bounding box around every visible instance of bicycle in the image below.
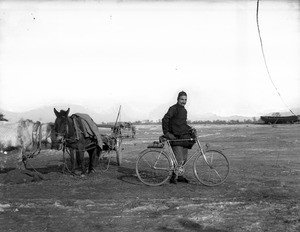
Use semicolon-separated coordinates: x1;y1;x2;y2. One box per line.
135;134;230;186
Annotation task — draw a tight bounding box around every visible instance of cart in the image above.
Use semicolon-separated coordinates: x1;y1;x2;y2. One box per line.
96;106;135;170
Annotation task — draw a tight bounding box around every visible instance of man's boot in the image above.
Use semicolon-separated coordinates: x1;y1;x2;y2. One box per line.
169;172;177;184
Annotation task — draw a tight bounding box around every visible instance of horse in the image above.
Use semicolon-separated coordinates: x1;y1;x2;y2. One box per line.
0;119;37;168
32;121;58;151
54;108;102;174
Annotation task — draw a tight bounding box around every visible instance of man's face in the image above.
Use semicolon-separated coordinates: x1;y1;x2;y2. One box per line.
177;95;187;106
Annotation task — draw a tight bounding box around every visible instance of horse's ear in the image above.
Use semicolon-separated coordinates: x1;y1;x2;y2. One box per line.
66;108;70;116
54;108;59;117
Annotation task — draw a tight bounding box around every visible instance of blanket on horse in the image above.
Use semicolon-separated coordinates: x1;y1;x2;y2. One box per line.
71;113;103;149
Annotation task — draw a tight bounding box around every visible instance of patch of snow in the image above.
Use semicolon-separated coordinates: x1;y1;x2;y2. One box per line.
0;203;11;212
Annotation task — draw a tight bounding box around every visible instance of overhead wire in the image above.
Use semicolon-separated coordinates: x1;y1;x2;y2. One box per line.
256;0;296;116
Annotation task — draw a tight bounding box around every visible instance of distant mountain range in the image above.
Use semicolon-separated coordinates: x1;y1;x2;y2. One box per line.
0;104;113;123
189;113;255;122
0;104;299;123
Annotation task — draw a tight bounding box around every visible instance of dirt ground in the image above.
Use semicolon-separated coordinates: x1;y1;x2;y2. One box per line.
0;124;299;232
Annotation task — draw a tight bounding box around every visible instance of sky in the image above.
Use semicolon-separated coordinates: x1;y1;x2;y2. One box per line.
0;0;300;121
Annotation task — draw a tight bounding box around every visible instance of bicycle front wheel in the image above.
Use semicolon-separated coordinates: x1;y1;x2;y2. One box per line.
136;149;172;186
193;149;230;186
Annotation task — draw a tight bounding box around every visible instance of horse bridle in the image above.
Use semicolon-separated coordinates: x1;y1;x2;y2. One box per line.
55;116;70;141
55;116;83;144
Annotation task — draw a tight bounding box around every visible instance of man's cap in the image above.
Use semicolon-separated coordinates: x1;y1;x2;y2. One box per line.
177;91;187;100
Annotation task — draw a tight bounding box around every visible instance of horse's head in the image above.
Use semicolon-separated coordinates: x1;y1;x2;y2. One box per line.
54;108;70;143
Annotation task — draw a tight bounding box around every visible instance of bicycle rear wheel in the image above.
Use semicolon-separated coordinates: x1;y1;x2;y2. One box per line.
193;149;230;186
136;149;172;186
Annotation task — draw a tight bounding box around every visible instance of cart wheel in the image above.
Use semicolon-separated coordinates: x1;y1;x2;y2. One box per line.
98;151;111;172
116;137;122;166
116;149;122;166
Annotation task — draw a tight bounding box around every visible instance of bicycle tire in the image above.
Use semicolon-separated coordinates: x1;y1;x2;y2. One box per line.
193;149;230;186
136;149;173;186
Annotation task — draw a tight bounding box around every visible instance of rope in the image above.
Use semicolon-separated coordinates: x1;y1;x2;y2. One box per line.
256;0;296;116
61;145;81;177
99;151;113;172
26;161;45;179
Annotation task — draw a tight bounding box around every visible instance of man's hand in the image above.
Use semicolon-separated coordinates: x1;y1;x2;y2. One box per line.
166;132;176;140
189;128;197;138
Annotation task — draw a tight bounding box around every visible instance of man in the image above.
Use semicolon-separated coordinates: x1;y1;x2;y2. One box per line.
162;91;193;184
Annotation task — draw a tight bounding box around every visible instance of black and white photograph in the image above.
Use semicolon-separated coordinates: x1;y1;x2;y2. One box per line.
0;0;299;231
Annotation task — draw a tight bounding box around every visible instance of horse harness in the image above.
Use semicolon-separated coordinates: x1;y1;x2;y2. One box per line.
56;116;98;153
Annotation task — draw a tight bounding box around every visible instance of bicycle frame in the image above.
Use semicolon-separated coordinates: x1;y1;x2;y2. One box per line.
164;137;211;169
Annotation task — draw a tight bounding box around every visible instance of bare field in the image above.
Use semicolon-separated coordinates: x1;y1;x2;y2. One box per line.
0;124;300;232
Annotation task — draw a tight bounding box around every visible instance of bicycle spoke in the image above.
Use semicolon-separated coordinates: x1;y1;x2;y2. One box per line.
153;153;162;167
194;149;230;186
142;157;153;169
212;168;222;180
